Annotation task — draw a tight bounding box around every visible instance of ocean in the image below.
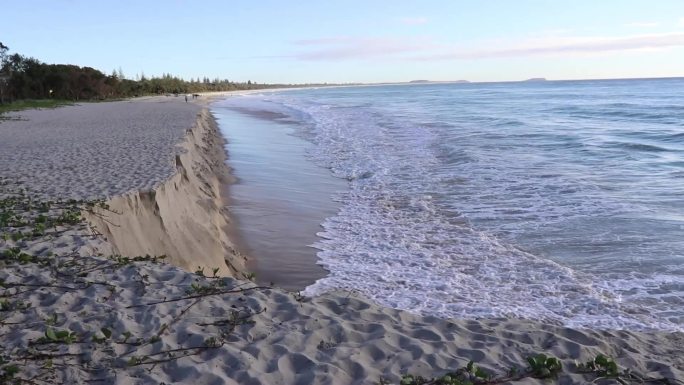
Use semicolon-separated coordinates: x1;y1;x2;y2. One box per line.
213;78;684;332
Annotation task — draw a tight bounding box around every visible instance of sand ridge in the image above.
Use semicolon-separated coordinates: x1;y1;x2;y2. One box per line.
1;96;245;277
84;108;246;277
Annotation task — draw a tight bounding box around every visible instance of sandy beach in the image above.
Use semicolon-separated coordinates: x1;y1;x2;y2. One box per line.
0;98;201;200
1;97;682;384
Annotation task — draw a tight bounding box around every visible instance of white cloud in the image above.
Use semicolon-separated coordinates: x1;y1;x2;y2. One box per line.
294;37;355;46
291;36;436;60
625;21;660;28
415;32;684;60
290;32;684;62
399;17;428;25
542;29;574;35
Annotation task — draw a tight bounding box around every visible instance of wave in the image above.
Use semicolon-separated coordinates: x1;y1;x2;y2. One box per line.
226;79;684;332
605;141;671;152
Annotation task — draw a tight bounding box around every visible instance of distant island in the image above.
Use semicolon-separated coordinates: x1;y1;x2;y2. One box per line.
408;80;470;84
523;77;548;82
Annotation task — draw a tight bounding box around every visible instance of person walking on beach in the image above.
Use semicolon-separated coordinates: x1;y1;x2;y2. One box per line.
184;95;188;103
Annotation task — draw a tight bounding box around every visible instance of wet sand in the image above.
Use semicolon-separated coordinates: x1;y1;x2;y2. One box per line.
213;105;346;290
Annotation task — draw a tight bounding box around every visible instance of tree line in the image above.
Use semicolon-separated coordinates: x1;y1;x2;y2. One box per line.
0;42;297;104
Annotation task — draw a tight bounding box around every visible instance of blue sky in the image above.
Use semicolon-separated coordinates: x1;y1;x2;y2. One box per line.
2;0;684;83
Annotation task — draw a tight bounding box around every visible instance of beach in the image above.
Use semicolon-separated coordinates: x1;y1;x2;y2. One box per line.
1;96;682;384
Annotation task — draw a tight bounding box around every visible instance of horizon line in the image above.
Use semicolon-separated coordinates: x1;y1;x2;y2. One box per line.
343;75;684;86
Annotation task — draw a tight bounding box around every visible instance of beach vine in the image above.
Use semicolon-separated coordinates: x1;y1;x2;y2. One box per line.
384;353;680;385
0;179;273;384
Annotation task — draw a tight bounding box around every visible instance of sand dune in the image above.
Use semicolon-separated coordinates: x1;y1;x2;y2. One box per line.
1;96;245;277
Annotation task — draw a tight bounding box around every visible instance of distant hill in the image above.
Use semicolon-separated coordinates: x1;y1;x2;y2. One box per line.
523;77;547;82
408;80;470;84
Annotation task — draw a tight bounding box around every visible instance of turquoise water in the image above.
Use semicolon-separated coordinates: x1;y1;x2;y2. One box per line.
215;79;684;331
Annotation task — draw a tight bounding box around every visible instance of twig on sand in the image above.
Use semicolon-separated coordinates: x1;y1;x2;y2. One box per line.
82;209;120;227
155;297;203;338
125;285;271;308
128;343;224;368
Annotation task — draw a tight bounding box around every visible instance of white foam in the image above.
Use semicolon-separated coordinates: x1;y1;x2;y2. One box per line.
227;91;684;332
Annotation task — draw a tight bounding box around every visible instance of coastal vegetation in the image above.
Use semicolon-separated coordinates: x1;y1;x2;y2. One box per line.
0;99;72;116
390;354;678;385
0;178;269;383
0;41;296;105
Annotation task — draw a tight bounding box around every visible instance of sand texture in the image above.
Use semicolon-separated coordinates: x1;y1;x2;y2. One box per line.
1;98;682;385
0;97;201;200
0;253;682;384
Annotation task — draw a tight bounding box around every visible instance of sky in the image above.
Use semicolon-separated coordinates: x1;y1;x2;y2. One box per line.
2;0;684;84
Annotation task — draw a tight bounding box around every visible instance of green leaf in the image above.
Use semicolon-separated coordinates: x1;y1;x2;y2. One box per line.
4;364;19;376
55;330;69;339
46;313;58;325
101;327;112;339
474;367;489;379
595;354;609;366
65;332;78;344
45;327;57;341
546;357;562;372
606;361;619;376
466;361;474;372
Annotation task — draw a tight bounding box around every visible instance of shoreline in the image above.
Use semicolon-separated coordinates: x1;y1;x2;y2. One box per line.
216;85;684;332
0;97;682;384
211;100;346;290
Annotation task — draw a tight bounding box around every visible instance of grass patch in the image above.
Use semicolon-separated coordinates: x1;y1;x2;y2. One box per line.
0;99;73;115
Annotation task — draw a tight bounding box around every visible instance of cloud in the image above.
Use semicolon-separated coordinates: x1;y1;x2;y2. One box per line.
625;21;660;28
291;36;436;60
399;17;428;25
289;32;684;62
415;32;684;60
542;29;574;35
294;37;355;45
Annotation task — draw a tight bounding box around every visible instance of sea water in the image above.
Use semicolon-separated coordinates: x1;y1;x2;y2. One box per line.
214;78;684;331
